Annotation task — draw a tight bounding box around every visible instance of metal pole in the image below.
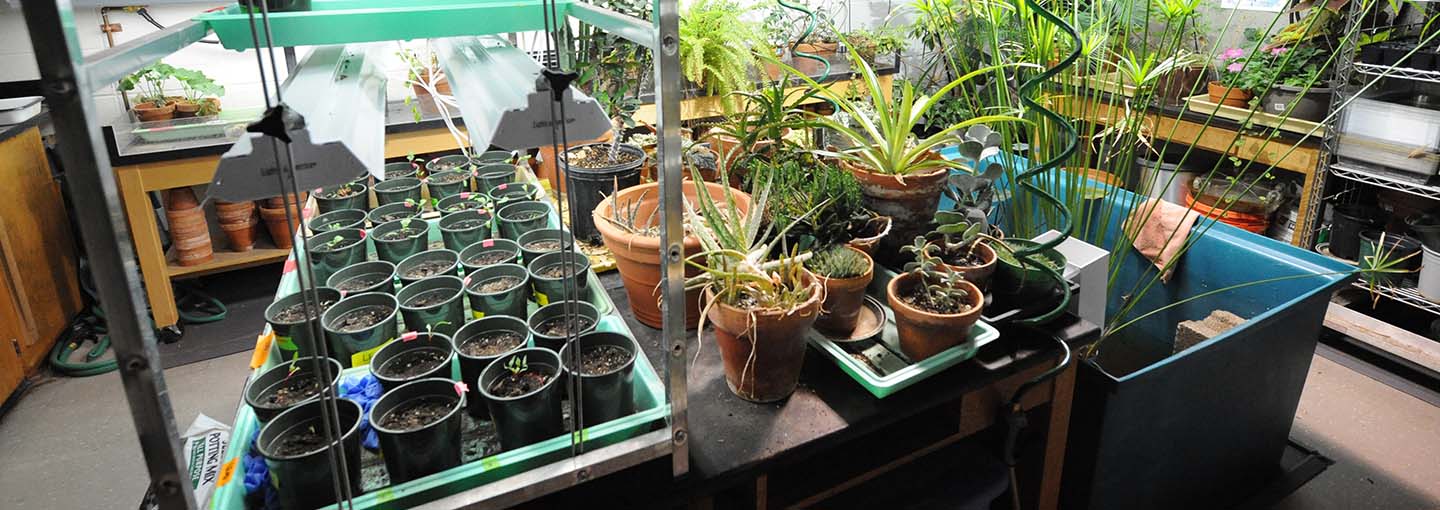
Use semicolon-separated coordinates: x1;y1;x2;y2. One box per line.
19;2;196;509
652;0;689;477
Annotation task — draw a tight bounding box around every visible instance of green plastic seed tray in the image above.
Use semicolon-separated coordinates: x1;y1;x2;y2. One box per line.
196;0;575;50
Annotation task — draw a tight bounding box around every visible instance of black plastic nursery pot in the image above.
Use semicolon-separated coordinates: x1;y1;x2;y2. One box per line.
264;287;342;359
322;292;399;368
256;398;363;510
244;356;343;422
436;192;489;216
369;377;465;484
372;218;430;264
452;316;530;418
1259;84;1333;123
497;200;553;240
327;260;396;296
558;142;646;243
314;182;369;213
426;169;470;200
517;228;574;265
305;228;368;286
1358;230;1422;286
385;161;419;179
1407;214;1440;251
426;154;470;175
559;331;638;427
527;250;591;305
459;238;521;270
478;347;565;451
308;208;366;234
464;263;532;319
474;163;517;193
397;275;467;337
473;150;513;164
396;249;461;286
993;239;1068;298
487;182;542;207
439;209;494;252
373;177;424;207
1330;204;1384;260
368;331;456;391
526;300;599;351
367;201;423;226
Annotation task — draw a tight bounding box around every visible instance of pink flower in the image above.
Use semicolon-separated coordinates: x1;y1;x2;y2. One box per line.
1271;47;1289;56
1227;62;1244;73
1221;47;1245;60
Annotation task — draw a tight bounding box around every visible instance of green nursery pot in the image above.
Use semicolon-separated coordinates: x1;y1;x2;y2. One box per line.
305;228;368;285
452;316;530;418
474;163;517;193
478;347;565;451
263;287;343;359
396;275;467;337
517;228;574;266
367;201;423;226
436;192;490;216
327;261;396;297
994;239;1068;297
384;161;419;179
373;177;424;207
368;331;456;391
527;250;591;305
308;208;366;234
526;300;599;352
322;291;400;368
371;218;430;264
464;263;532;320
459;238;521;270
439;209;494;252
396;249;461;286
426;169;470;201
487;182;542;206
497;200;553;240
314;182;368;213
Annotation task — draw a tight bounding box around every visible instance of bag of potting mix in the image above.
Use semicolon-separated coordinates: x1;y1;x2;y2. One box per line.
180;413;230;508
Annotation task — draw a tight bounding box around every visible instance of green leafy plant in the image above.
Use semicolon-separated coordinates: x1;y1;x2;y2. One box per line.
929;211;986;263
684;170;816;312
118;63;175;107
505;355;528;376
899;237;973;314
804;245;868;279
574;0;651;131
842;26;907;62
946;124;1004;230
679;0;766;97
753;152;869;248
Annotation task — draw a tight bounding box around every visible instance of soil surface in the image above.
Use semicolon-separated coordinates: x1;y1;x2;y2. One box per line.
263;374;321;407
377;395;459;431
405;288;458;308
566;145;641;168
312;238;358;253
458;330;525;357
429;172;467;185
378;227;425;242
470;275;521;294
334;274;388;292
535;316;594;338
488;368;554;398
943;249;988;267
901;285;971;315
274;299;337;322
537;262;583;279
465;250;511;266
386;167;414;179
431;159;462;171
330;305;394;332
445;201;485;213
505;210;545;222
377;347;449;379
377;210;418;223
523;239;564;253
447;218;487;229
402;260;454;280
321;186;361;199
578;344;632;376
272;423;329;456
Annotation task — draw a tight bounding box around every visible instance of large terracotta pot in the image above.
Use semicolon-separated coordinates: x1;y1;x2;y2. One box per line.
841;159;949;266
813;246;874;335
165;188;212;266
887;272;984;362
593;181;752;329
706;273;823;402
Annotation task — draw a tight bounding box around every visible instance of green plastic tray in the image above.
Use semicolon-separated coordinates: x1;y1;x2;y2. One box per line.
807;269;1000;399
196;0;574;50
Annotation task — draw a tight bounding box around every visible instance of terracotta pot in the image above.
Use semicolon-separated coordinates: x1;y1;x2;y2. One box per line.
1156;65;1209;105
887;272;984;362
940;241;997;289
166;199;213;266
263;192;308;209
846;216;892;257
794;41;839;54
813;246;875;335
166;188;201;210
538;131;614;193
413;68;452;97
260;205;303;250
840;159;949;266
592;181;753;329
706;273;823;402
1206;81;1252;108
173;100;201;118
215;200;256;222
220;217;260;252
702;130;785;187
132;101;175;122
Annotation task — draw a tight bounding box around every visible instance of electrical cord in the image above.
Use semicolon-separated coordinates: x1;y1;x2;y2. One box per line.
1001;327;1073;510
131;7;221;44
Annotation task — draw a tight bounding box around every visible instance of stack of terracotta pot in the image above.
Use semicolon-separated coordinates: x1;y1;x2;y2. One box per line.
259;193;307;250
165;188;213;266
215;200;259;252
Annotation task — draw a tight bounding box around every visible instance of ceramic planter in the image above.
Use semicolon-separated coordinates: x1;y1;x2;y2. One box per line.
592;181;753;328
244;356;343;422
517;228;574;266
371;218;430;264
527;300;599;352
497;200;553;239
478;347;565;451
397;275;467;337
435;192;489;216
256;399;363;510
705;275;822;402
308;208;366;234
941;241;998;289
452;316;530;418
439;209;494;252
322;292;400;368
558;143;646;242
886;272;984;362
396;249;461;286
385;161;419;179
527;251;591;305
327;261;396;297
368;332;456;391
305;228;368;286
373;177;424;207
840;160;949;267
426;169;470;200
264;287;343;359
1206;81;1252;108
560;331;638;427
813;246;876;335
369;378;465;483
487;182;542;206
459;238;521;270
464;263;532;319
367;201;423;227
474;163;517;193
314;183;369;213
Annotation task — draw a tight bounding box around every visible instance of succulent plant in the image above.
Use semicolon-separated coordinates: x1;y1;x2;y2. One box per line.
900;236;973;314
804;246;869;279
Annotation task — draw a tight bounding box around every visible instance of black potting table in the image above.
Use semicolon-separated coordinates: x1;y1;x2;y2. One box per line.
521;272;1101;510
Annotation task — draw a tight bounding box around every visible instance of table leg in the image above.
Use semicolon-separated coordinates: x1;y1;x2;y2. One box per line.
116;167;178;328
1036;360;1078;510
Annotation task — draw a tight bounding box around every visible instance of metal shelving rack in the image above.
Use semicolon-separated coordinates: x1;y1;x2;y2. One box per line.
17;1;689;509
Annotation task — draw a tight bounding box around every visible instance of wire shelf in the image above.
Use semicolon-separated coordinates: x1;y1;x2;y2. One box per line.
1329;162;1440;200
1353;62;1440;84
1352;280;1440;315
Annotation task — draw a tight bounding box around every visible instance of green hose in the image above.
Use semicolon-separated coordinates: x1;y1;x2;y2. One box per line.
777;0;830;82
49;281;227;377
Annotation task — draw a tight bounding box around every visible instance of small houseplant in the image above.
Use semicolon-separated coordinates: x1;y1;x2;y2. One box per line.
169;67;225;117
887;237;984;361
479;349;565;451
679;0;766;97
842;26;906;63
119;63;177;121
926;211;998;287
1209;46;1265;107
804;245;875;335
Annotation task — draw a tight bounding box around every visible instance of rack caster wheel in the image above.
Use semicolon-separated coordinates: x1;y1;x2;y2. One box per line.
157;325;183;344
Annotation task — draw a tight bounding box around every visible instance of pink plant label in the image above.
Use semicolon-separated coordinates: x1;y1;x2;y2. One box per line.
282;259;297;274
359;230;367;239
454;381;469;396
482;240;494;248
400;331;420;342
463;276;472;287
339;290;348;298
498;184;508;190
460;192;470;200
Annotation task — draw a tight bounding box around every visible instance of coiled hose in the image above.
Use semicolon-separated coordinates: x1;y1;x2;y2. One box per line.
778;0;830;82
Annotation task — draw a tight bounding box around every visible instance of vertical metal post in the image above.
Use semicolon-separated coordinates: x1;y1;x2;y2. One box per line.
652;0;689;477
19;2;196;509
284;46;299;72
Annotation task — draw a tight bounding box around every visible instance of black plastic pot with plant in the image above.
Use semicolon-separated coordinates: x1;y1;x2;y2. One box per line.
436;192;489;216
244;356;344;422
479;347;565;451
460;238;520;270
464;263;532;319
373;177;424;207
993;239;1068;299
385;161;419;179
1359;230;1422;286
397;275;466;337
439;209;493;252
327;261;396;296
487;182;542;206
426;169;470;201
497;200;553;240
396;249;461;286
367;201;423;226
528;251;591;305
372;218;430;264
256;398;363;510
264;287;342;359
309;208;366;234
473;163;516;193
369;377;465;483
314;182;368;213
322;292;399;368
305;228;368;286
1330;204;1384;260
527;300;599;351
451;316;530;418
368;331;456;391
426;154;469;176
559;142;646;243
560;331;638;427
517;228;574;265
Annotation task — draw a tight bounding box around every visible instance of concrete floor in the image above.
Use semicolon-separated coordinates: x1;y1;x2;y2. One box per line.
0;351;1436;509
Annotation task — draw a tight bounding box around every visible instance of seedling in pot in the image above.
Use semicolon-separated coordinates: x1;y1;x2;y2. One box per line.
405;197;440;211
315;235;349;252
379;218;425;242
320;183;362;199
899;237;974;314
490;355;554;397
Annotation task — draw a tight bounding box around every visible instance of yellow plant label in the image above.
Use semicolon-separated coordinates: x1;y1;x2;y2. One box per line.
480;456;501;471
535;292;549;306
250;332;274;369
472;310;485;319
350;339;393;367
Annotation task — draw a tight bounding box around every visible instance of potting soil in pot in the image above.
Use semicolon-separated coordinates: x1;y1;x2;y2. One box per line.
505;210;546;222
567;145;642;168
900;285;974;314
401;260;454;280
535;316;595;337
272;423;331;457
263;375;322;407
273;299;337;322
578;345;633;376
376;395;460;431
406;288;458;308
448;218;488;229
537;262;583;279
458;330;526;357
487;369;554;398
429;172;467;185
445;201;486;213
523;239;564;253
379;227;426;242
331;305;395;333
335;274;390;293
470;276;522;294
376;348;450;380
466;251;511;266
320;186;363;200
376;210;419;223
